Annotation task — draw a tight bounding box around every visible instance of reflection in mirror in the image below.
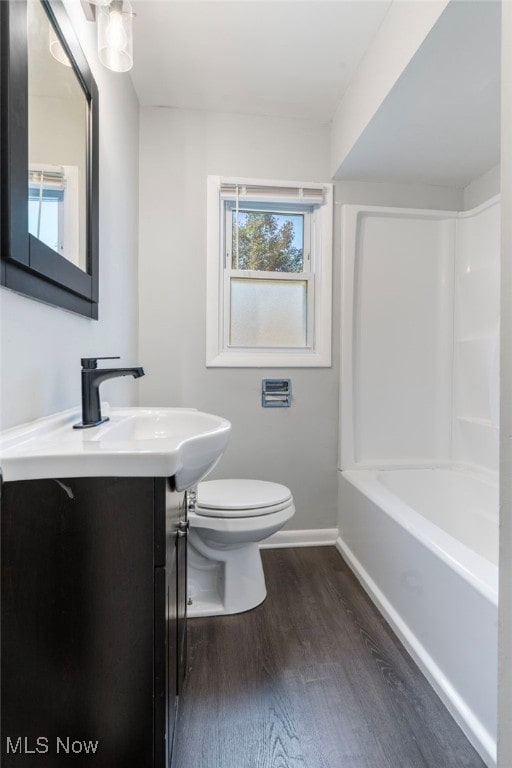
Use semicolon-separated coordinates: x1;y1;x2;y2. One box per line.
27;0;88;271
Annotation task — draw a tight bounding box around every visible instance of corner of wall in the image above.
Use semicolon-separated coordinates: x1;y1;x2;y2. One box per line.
463;165;500;211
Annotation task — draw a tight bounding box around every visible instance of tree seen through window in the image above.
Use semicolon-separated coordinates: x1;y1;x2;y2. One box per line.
232;211;304;272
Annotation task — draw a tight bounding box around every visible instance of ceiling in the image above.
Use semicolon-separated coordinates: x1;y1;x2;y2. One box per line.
130;0;501;188
337;0;501;187
130;1;392;121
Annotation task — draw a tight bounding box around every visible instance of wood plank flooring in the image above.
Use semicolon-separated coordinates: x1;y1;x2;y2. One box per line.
173;547;487;768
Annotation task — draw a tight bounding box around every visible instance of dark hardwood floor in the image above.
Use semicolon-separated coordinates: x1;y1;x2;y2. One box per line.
173;547;487;768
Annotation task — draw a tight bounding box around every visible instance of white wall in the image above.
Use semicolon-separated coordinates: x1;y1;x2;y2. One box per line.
498;2;512;764
335;179;463;211
138;107;338;531
330;0;449;178
0;1;140;430
138;107;465;532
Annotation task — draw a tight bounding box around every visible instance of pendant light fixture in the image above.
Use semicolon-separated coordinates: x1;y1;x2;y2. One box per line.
97;0;134;73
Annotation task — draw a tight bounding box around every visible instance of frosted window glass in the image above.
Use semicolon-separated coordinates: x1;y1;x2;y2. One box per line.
230;278;307;347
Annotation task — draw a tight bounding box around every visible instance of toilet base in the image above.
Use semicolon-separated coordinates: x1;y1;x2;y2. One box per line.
187;532;267;618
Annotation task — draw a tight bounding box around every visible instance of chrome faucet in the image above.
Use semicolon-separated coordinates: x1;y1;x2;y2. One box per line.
73;357;145;429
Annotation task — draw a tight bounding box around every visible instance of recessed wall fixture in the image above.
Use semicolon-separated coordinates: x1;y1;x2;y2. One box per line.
97;0;134;73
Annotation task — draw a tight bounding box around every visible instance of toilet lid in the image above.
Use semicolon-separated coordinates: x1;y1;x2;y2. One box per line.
195;479;293;518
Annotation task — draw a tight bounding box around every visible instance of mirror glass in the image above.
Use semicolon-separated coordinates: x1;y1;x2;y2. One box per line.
27;0;88;271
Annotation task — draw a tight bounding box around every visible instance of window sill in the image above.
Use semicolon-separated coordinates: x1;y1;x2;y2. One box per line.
206;348;331;368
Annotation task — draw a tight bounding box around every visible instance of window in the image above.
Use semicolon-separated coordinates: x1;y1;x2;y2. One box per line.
206;177;333;367
29;171;65;254
28;164;81;267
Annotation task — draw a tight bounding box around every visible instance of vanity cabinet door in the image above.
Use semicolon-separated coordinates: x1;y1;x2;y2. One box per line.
0;475;186;768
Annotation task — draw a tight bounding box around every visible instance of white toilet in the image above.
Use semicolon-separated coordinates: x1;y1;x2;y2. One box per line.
187;479;295;618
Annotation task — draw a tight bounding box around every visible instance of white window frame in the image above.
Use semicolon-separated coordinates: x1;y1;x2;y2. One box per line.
206;175;333;367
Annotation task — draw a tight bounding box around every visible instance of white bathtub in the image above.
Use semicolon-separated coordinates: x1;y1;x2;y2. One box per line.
337;465;498;767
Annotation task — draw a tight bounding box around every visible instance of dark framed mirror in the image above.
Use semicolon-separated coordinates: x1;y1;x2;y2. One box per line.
1;0;99;319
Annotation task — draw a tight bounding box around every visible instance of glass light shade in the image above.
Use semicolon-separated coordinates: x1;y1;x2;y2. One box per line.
97;0;133;73
48;25;72;67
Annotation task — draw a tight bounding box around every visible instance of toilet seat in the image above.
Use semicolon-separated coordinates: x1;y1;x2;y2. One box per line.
196;479;293;518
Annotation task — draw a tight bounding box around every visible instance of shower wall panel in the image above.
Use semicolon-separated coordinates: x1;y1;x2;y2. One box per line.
341;198;500;472
341;207;456;467
453;197;500;471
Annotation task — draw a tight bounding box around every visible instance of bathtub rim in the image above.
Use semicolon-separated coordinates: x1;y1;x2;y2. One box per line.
340;464;498;606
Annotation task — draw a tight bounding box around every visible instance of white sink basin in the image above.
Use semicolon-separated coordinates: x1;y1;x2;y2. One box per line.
0;405;231;491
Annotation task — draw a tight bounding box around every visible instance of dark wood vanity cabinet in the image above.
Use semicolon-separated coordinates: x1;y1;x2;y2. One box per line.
0;476;187;767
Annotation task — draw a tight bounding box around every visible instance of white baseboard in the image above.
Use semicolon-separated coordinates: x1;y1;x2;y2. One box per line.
260;527;338;549
335;536;496;768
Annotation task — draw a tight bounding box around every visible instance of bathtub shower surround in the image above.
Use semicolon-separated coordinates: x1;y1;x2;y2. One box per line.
454;200;500;470
338;198;500;767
